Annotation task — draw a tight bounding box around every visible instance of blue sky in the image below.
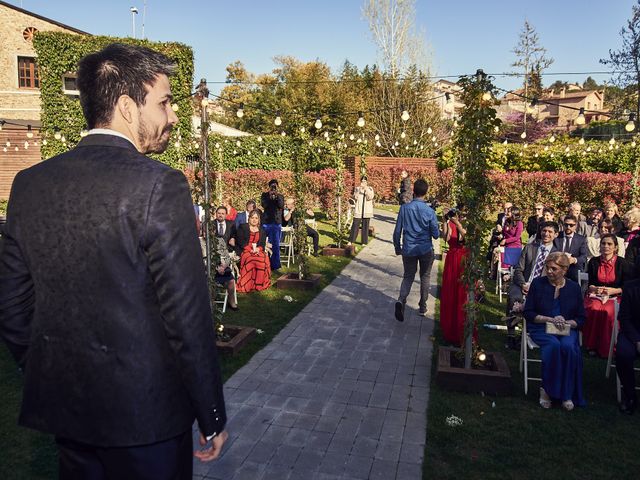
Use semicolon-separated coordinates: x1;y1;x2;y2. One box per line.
9;0;637;92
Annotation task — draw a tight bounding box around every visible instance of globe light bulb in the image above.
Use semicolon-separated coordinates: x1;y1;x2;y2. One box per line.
42;139;47;145
482;92;492;101
14;146;18;151
575;107;586;125
401;109;410;122
394;141;399;146
323;131;329;139
494;125;499;133
236;140;241;147
633;141;637;148
453;120;459;128
549;135;555;143
610;136;616;145
520;131;527;139
376;141;381;147
263;148;267;155
61;136;66;143
357;112;365;128
400;131;406;139
503;139;508;145
524;143;528;148
257;136;262;142
314;117;322;130
174;141;181;149
277;148;282;154
544;146;549;151
274;114;282;126
300;126;305;133
587;146;591;152
236;103;244;118
281;131;286;137
171;103;179;112
579;137;585;145
5;140;10;147
434;142;438;147
24;141;29;149
375;134;380;141
427;127;432;135
54;131;62;140
565;146;570;153
2;147;6;152
626;114;636;132
350;134;355;141
26;125;34;138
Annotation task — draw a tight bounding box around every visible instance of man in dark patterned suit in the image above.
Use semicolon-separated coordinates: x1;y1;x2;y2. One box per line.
0;44;227;479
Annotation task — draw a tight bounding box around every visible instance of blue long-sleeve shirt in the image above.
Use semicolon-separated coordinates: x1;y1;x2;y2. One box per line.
393;199;439;256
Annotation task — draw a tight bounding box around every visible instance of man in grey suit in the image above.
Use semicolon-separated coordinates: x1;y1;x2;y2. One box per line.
0;44;227;479
554;214;588;283
505;221;559;348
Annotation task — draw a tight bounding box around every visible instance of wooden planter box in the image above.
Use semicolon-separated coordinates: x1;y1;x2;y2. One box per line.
322;245;356;257
276;273;323;290
216;325;256;356
436;346;512;395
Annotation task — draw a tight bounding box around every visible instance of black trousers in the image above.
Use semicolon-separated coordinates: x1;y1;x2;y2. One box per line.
307;225;319;254
349;218;371;244
56;430;192;480
616;331;639;402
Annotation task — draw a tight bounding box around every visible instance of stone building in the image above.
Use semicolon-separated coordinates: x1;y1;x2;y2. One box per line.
0;0;87;199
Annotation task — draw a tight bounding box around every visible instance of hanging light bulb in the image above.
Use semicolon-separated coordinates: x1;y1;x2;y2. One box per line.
565;146;570;153
323;131;329;139
263;148;267;155
413;139;417;145
300;126;306;133
401;107;410;122
400;131;406;139
549;134;555;143
42;139;47;145
394;141;399;146
376;141;381;147
444;93;454;113
374;134;380;141
236;140;241;147
54;130;62;140
5;139;10;147
357;112;365;128
610;136;616;145
281;131;286;137
274;111;282;126
257;136;262;142
544;146;549;151
277;148;282;154
174;140;181;149
349;134;355;141
24;141;29;149
427;127;432;135
236;103;244;118
587;146;592;152
2;147;6;153
575;107;586;125
633;141;637;148
520;131;527;140
314;116;322;130
626;113;636;132
524;143;528;148
453;119;459;128
577;136;584;145
502;139;508;145
482;91;492;101
26;125;34;138
171;103;179;112
494;125;499;133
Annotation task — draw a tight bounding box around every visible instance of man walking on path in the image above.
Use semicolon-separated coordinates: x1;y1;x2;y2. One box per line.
393;179;440;321
0;44;227;479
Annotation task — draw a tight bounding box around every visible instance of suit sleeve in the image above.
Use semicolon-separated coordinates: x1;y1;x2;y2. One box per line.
575;237;588;271
142;169;226;437
0;173;35;369
393;206;403;254
620;283;640;343
513;247;528;287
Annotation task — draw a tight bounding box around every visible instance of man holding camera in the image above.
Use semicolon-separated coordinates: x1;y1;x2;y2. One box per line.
261;179;285;270
393;179;440;321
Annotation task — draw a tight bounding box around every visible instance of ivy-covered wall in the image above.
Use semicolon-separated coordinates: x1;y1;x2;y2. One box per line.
33;32;194;169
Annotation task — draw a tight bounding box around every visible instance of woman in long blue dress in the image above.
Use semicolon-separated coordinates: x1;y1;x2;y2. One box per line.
523;252;586;410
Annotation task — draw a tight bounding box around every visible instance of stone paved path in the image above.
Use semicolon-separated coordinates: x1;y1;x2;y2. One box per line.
194;209;440;480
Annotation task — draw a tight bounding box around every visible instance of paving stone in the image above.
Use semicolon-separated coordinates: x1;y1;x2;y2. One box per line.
344;455;375;479
271;444;302;467
294;413;319;430
368;459;398;480
396;461;423;479
374;440;402;462
399;442;425;464
232;461;266;480
273;411;299;428
314;415;341;433
351;436;378;457
318;452;348;476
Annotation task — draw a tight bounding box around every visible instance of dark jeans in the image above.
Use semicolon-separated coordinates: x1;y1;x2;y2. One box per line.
264;223;282;270
616;331;639;402
56;430;192;480
398;250;435;310
307;225;319;254
349;218;371;244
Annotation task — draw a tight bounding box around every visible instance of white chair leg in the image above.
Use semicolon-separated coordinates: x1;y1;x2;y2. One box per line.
523;337;529;395
606;313;619;378
616;373;622;403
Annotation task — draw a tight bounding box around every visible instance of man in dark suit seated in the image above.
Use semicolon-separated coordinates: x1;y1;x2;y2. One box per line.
234;199;256;229
0;44;227;479
214;205;236;250
616;278;640;414
554;214;588;282
505;221;559;348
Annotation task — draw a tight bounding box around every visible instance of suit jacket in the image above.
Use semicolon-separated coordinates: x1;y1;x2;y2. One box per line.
618;278;640;344
214;219;236;248
235;223;267;256
554;233;588;282
513;242;559;287
0;134;226;447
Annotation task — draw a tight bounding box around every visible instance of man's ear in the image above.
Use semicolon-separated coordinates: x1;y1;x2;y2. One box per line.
116;95;136;124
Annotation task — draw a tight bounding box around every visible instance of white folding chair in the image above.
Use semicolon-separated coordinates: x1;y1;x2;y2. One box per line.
495;247;506;302
606;301;621;379
577;270;589;296
304;218;317;255
280;226;295;267
495;247;521;303
519;318;542;395
213;265;238;314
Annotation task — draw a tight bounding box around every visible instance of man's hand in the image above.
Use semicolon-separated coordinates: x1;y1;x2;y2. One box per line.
521;283;529;295
395;249;402;256
194;430;228;462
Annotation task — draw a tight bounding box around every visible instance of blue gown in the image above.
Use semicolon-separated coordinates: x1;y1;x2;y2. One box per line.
525;278;586;406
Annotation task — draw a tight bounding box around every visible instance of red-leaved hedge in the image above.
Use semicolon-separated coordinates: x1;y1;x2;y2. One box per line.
184;166;637;218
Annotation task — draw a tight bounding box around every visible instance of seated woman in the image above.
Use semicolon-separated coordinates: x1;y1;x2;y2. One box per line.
620;207;640;245
587;219;626;261
583;233;632;357
235;210;271;293
603;201;623;235
213;237;238;310
523;252;586;410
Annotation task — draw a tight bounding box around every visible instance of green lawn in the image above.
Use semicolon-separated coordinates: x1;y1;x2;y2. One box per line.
0;215;352;479
424;274;640;480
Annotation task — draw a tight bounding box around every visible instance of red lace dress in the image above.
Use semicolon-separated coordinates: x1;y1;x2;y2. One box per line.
582;256;619;357
237;230;271;293
440;221;474;346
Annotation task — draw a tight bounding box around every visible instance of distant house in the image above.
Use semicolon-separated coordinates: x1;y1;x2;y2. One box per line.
432;79;464;119
0;0;88;199
498;86;608;130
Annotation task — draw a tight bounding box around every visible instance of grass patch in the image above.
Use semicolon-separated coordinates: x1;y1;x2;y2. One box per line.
0;214;352;479
424;273;640;480
374;202;400;213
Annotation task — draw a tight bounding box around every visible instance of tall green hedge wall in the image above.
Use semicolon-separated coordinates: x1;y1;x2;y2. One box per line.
33;32;194;169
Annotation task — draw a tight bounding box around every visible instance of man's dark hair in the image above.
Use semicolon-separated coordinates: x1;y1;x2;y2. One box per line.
564;214;578;224
246;199;257;209
542;207;555;216
413;179;429;198
268;179;278;187
539;221;559;233
216;206;227;214
77;43;176;129
361;176;368;181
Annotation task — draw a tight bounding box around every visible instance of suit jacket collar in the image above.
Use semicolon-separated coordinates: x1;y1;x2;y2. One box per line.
76;133;140;152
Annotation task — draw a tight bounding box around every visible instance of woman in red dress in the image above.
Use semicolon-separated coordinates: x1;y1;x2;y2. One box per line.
235;210;271;293
583;233;631;357
440;208;470;346
223;197;238;222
